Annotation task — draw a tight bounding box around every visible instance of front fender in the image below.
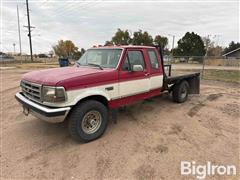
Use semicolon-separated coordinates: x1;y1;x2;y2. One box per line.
70;88;111;105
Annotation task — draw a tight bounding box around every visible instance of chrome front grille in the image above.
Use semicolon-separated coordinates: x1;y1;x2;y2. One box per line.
21;80;42;103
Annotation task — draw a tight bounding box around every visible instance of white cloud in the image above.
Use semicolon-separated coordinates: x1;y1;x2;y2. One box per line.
2;0;239;54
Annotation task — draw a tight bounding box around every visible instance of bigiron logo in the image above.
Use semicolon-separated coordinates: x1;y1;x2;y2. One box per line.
180;161;237;179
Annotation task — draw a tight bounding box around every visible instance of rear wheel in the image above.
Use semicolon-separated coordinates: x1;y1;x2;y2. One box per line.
172;80;189;103
68;100;108;142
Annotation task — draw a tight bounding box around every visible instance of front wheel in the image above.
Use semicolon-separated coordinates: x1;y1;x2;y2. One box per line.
172;80;189;103
68;100;108;142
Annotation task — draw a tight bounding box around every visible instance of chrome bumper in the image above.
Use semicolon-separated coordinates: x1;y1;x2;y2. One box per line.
15;92;71;123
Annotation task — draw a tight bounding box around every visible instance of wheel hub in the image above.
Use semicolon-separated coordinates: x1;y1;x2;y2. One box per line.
90;119;97;126
81;110;102;134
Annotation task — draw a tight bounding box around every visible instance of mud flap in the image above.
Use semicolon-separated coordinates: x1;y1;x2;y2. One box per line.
110;109;118;124
187;75;200;94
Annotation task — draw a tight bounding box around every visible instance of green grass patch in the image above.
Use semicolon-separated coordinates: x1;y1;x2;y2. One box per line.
203;69;240;83
172;69;240;83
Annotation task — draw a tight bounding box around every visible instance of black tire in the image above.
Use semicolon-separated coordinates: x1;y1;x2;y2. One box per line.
172;80;189;103
68;100;108;142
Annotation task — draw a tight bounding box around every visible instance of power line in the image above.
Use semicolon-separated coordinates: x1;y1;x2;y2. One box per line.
28;1;100;37
38;1;100;19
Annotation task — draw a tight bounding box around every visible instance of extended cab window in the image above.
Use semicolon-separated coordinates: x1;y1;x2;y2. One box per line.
122;50;145;71
148;50;159;69
78;49;122;68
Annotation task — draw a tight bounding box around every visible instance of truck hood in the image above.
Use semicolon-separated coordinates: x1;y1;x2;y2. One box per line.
22;66;118;90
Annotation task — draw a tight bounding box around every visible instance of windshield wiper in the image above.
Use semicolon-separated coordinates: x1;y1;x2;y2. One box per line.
87;63;103;70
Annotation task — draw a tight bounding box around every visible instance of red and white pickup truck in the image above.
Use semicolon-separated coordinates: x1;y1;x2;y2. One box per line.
15;46;200;142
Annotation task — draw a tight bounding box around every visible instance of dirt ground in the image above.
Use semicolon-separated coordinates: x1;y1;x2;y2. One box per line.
0;69;239;180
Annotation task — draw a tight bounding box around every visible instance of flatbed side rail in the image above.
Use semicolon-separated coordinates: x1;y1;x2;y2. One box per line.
164;64;172;76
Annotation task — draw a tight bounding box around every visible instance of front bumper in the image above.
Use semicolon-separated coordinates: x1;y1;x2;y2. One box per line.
15;92;71;123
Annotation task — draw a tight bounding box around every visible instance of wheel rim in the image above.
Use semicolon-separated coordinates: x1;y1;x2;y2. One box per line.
81;110;102;134
180;84;187;99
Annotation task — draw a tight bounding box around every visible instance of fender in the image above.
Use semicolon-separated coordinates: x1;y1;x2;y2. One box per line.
69;88;111;105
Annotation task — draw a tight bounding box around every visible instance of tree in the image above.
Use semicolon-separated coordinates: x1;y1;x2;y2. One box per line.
224;41;240;54
173;32;206;58
80;48;86;55
207;46;224;57
164;48;170;56
202;36;214;50
73;48;86;60
52;40;78;58
132;30;153;45
154;35;168;49
201;36;224;56
111;29;131;45
104;41;114;46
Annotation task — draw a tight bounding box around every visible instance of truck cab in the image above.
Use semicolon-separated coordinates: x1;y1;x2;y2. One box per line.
16;46;200;142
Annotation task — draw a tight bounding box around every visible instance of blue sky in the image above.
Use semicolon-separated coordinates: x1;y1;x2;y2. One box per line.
1;0;239;54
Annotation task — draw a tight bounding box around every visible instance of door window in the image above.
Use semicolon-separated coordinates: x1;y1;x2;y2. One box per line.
147;50;159;69
122;50;145;71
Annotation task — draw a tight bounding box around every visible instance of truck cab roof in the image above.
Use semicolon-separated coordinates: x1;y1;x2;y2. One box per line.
91;45;156;50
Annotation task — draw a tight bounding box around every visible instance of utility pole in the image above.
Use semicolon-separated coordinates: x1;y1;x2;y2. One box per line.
168;34;175;63
17;5;22;55
172;35;175;50
168;34;175;50
25;0;33;61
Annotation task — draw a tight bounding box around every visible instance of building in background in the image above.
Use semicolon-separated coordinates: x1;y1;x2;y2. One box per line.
222;48;240;59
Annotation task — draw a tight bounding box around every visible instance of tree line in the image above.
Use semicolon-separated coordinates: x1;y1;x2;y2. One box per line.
52;29;240;60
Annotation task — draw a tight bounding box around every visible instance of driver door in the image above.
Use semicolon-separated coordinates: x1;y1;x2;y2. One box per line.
118;49;150;97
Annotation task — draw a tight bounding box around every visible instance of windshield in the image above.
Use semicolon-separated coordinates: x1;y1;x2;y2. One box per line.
77;49;122;69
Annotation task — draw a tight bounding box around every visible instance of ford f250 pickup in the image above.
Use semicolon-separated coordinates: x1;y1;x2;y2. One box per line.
15;46;200;142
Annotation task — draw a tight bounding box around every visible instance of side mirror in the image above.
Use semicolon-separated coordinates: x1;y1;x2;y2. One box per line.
132;65;143;72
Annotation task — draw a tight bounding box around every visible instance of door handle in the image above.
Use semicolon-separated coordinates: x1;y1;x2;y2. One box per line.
145;73;150;76
105;86;114;91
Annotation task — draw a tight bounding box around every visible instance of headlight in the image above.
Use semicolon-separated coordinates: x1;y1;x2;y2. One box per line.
42;86;66;102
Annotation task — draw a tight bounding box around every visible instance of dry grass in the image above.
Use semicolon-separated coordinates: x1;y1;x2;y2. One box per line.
13;56;58;62
205;59;240;66
15;62;59;69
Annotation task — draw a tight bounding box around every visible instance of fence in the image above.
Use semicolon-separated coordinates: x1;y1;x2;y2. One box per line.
0;55;58;66
164;56;240;66
163;56;240;80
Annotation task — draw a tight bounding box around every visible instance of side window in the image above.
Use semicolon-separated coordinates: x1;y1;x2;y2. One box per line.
122;50;145;71
148;50;159;69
